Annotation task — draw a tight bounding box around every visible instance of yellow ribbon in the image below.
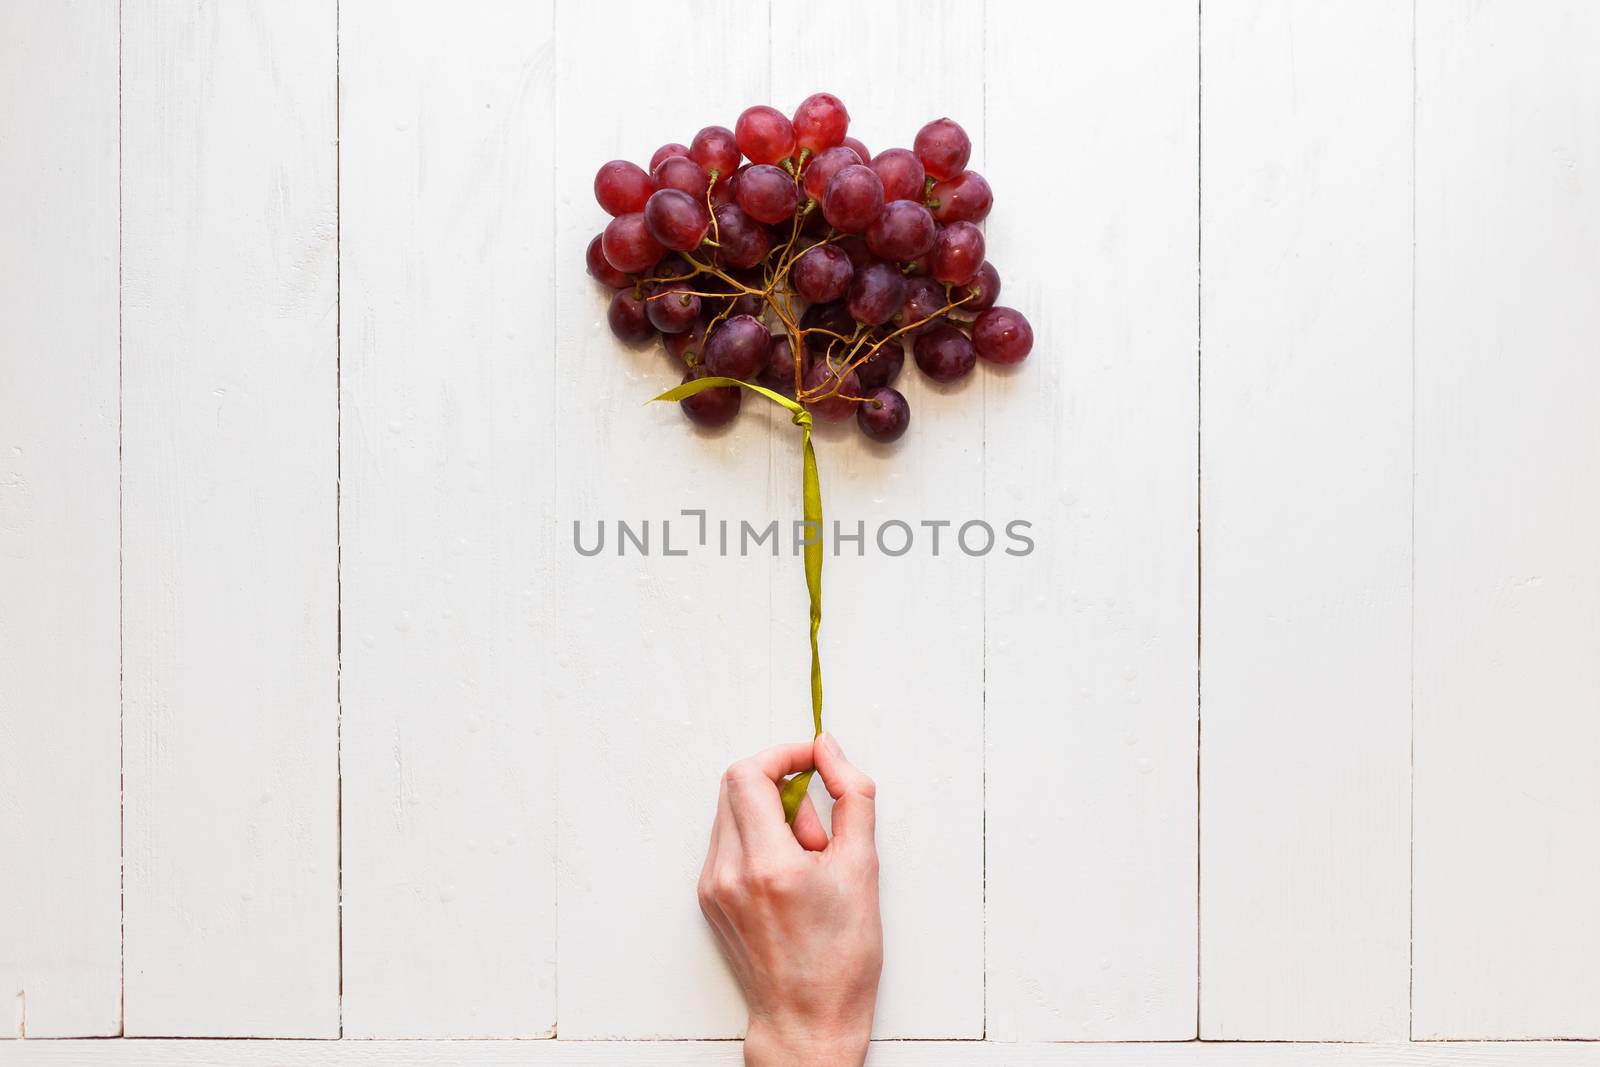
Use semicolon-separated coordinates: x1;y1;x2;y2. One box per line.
652;376;823;822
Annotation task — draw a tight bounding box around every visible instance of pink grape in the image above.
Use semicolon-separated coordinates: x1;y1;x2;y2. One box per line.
821;164;885;233
972;306;1033;364
735;105;797;164
929;169;993;223
594;159;653;216
842;136;871;164
913;117;971;181
690;125;741;183
651;143;690;170
792;92;849;153
653;155;710;197
801;145;862;202
870;148;925;203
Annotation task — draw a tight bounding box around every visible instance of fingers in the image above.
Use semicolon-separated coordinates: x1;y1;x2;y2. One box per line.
723;742;816;855
790;790;828;852
812;732;876;849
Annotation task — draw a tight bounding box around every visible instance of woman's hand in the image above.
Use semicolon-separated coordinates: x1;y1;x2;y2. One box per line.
697;733;883;1067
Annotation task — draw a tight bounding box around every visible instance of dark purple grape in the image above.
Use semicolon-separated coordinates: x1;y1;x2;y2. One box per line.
735;105;797;164
870;148;926;203
594;160;653;216
792;93;849;153
913;322;978;382
735;163;800;224
842;136;871;165
652;155;710;197
856;386;910;442
710;203;771;269
821;164;886;233
801;299;855;338
801;145;863;202
703;314;771;381
913;118;971;181
651;143;690;170
586;234;631;288
665;318;710;367
607;289;654;345
865;200;937;262
646;284;701;334
690;126;741;184
854;338;905;390
760;334;803;395
972;306;1034;365
929;169;993;223
835;235;874;269
679;366;741;428
601;212;664;273
953;261;1000;314
644;188;710;252
929;221;985;285
898;275;946;332
792;244;854;303
847;261;907;326
803;359;861;421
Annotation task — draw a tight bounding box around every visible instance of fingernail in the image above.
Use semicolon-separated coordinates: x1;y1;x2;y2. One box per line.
821;732;843;758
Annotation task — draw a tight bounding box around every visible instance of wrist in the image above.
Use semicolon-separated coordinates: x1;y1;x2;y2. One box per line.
744;1014;871;1067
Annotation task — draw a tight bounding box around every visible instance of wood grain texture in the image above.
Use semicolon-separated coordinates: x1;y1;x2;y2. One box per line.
337;0;557;1038
6;1042;1600;1067
768;0;985;1039
550;0;775;1039
1412;0;1600;1040
0;0;122;1039
1199;0;1412;1040
982;0;1200;1040
120;0;340;1037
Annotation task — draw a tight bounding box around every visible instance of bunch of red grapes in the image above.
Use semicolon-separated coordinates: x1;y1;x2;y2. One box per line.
585;93;1033;443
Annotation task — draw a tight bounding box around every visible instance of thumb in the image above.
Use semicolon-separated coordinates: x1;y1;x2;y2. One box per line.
813;732;876;848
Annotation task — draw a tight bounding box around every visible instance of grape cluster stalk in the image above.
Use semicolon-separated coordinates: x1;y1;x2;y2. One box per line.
586;93;1034;444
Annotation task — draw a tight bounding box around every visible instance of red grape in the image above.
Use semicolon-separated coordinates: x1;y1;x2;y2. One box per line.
644;188;710;252
913;321;978;382
801;145;862;202
870;148;926;203
803;359;861;421
602;212;664;273
847;261;907;327
735;163;800;224
651;143;690;170
792;92;849;153
607;289;655;345
821;164;885;232
735;105;797;164
761;334;803;395
842;136;871;164
856;386;910;442
913;118;971;181
646;284;701;334
709;203;771;269
792;244;854;303
835;234;874;269
653;154;710;197
855;337;905;390
690;125;741;182
929;169;993;223
586;233;631;288
665;318;710;367
703;314;771;381
972;306;1033;364
898;275;946;332
953;261;1000;313
594;159;654;216
679;366;741;428
865;200;937;261
929;220;985;284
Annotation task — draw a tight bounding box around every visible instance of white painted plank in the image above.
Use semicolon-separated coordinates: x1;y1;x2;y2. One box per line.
983;0;1199;1040
0;0;121;1040
120;0;340;1037
1198;0;1412;1040
338;0;556;1038
551;0;775;1038
7;1042;1600;1067
768;0;985;1039
1412;0;1600;1040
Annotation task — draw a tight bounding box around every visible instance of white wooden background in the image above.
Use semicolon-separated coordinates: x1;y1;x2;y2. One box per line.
2;0;1598;1061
